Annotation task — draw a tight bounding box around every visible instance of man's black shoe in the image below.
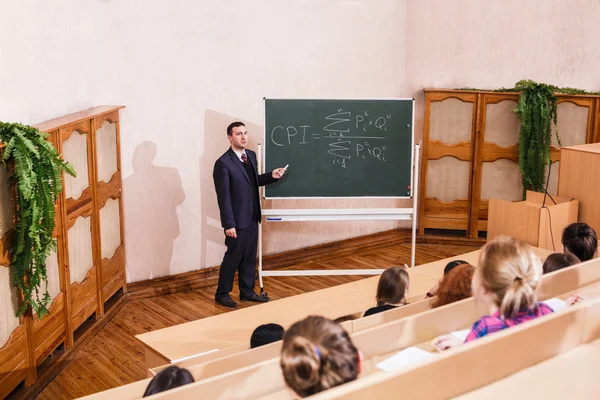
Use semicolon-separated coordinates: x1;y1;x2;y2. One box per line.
216;296;237;308
240;292;270;303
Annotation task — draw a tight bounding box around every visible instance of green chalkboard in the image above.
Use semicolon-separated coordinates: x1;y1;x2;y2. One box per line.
263;99;414;198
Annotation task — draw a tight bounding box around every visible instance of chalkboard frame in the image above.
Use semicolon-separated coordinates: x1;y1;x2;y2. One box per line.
262;98;415;200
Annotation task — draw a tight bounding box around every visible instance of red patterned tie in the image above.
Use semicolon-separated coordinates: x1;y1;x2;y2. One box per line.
241;153;249;165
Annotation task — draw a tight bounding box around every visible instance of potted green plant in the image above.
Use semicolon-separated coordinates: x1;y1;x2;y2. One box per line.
0;122;75;318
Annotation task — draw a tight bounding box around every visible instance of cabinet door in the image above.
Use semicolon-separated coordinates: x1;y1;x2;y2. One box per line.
419;92;477;233
0;158;30;397
471;94;522;235
60;121;99;332
93;113;126;310
31;130;69;362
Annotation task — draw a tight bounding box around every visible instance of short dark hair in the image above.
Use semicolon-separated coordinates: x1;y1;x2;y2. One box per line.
333;314;358;324
562;222;598;262
444;260;468;275
227;121;246;136
543;252;581;274
250;323;285;349
143;366;194;397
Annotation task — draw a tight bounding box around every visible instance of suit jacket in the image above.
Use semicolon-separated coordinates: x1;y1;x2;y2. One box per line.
213;148;277;230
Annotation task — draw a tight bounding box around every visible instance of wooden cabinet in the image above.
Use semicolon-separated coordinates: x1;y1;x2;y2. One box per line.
420;89;599;238
0;106;126;398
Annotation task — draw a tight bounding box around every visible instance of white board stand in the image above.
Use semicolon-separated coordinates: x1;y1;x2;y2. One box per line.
257;143;421;294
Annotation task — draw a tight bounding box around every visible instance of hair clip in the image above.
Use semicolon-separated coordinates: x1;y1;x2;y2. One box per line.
314;346;321;360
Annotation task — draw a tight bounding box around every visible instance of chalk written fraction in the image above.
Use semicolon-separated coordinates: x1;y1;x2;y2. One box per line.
264;99;414;198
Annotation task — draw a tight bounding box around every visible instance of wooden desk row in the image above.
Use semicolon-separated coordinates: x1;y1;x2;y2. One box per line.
311;295;600;399
134;247;547;370
80;252;599;400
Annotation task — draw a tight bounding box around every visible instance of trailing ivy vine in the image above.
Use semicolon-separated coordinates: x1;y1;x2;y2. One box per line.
458;80;600;198
512;80;560;197
0;122;75;318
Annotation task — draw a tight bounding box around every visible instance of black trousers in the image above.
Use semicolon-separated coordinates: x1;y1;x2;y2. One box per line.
216;221;258;299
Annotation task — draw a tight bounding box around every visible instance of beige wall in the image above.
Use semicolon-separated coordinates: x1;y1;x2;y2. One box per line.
404;0;600;143
0;0;407;282
3;1;599;282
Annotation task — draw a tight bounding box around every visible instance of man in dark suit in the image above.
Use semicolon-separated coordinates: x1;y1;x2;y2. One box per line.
213;121;286;308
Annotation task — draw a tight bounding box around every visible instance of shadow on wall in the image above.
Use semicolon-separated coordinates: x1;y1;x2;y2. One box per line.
199;110;263;270
123;141;185;281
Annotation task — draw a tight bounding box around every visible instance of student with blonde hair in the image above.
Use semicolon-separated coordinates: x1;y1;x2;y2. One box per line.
280;316;362;398
364;266;409;317
432;236;552;350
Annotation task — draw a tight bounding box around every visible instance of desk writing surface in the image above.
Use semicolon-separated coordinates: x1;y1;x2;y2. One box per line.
135;247;551;362
456;338;600;399
134;251;474;361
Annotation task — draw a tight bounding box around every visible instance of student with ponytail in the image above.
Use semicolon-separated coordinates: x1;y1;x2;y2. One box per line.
432;236;552;351
280;316;362;398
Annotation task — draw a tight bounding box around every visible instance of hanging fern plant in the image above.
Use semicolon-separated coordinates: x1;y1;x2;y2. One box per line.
459;80;600;199
512;80;561;198
0;122;75;318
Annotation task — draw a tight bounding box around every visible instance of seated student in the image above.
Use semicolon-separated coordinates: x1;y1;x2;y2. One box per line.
562;222;598;262
333;313;359;324
363;266;409;317
426;259;468;298
430;263;475;308
143;366;194;397
432;236;552;351
542;252;580;274
250;323;285;349
280;315;361;398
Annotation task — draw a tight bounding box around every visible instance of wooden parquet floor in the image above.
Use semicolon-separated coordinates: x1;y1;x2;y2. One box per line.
36;241;479;399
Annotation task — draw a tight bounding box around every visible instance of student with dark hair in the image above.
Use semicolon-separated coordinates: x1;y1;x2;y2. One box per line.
430;263;475;308
364;266;409;317
542;252;580;274
426;259;469;298
562;222;598;262
444;259;468;275
143;366;194;397
280;316;361;398
250;323;285;348
333;313;359;324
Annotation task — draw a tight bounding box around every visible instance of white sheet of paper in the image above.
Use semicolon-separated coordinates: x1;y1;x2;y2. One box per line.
376;347;434;372
543;297;568;312
451;329;471;341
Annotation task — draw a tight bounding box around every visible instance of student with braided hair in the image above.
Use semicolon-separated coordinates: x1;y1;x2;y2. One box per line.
280;316;362;397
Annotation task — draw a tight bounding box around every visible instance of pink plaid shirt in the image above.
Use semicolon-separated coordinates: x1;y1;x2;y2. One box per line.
465;302;554;342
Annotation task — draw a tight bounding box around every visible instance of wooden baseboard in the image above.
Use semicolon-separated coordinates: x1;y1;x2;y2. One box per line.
127;229;485;300
9;293;127;400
